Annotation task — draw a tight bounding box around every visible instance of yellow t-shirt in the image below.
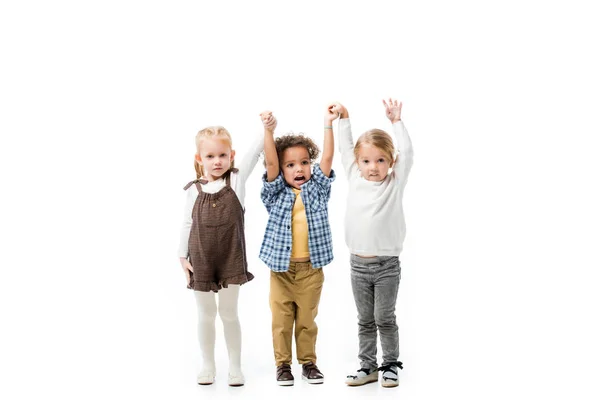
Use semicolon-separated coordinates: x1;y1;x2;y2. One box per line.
291;188;309;259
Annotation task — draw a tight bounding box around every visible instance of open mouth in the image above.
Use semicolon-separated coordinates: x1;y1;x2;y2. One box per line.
294;175;305;182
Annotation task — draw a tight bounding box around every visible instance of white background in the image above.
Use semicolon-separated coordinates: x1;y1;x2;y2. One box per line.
1;1;599;399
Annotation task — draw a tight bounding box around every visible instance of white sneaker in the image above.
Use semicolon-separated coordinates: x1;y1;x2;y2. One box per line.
380;362;402;388
345;368;378;386
228;372;245;387
197;370;215;385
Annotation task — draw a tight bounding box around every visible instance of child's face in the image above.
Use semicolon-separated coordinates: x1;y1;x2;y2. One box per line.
196;137;235;181
356;143;392;182
280;146;312;189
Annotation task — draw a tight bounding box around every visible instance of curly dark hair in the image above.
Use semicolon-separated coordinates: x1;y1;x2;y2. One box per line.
275;133;320;162
262;133;320;166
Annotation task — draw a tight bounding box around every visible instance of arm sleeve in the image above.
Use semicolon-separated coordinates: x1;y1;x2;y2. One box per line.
177;186;197;258
337;118;356;178
392;121;414;188
234;132;264;188
304;163;336;209
260;172;286;212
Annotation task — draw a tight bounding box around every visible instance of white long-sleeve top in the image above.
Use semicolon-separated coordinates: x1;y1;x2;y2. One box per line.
178;135;264;258
338;118;414;256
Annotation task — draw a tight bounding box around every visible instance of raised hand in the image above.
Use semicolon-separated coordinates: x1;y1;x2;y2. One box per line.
325;102;341;125
383;98;402;123
260;110;277;131
325;102;349;124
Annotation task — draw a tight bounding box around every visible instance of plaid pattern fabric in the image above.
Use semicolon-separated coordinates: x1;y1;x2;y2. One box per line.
260;163;336;272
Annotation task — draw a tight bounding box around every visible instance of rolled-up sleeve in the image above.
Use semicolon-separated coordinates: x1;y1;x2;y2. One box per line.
261;172;286;212
304;163;336;208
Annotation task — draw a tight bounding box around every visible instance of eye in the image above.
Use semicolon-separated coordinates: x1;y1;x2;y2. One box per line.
206;155;214;159
287;163;294;168
362;160;369;164
220;153;226;157
378;158;386;163
301;160;309;165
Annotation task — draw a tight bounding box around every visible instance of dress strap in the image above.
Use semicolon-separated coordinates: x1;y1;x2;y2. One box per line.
183;179;208;191
184;168;237;190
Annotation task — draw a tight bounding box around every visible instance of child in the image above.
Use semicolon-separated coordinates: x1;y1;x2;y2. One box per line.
178;123;268;386
338;99;414;388
259;106;339;386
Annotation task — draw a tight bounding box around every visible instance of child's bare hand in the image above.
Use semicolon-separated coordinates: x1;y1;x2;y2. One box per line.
383;98;402;123
260;111;277;131
180;258;193;285
325;102;345;124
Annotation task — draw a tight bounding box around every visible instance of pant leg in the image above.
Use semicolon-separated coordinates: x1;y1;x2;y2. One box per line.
350;255;378;371
217;284;242;374
269;267;296;366
374;256;401;365
194;291;218;371
294;262;324;364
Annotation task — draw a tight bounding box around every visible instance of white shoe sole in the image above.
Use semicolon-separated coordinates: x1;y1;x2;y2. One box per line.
277;380;294;386
381;380;399;388
302;375;324;384
345;372;378;386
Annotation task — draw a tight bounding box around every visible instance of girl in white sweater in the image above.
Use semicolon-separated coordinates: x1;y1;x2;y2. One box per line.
337;99;414;388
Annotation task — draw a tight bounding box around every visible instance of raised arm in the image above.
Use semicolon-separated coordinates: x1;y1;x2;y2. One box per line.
261;111;279;182
321;103;341;177
383;98;414;183
235;126;265;187
335;103;355;177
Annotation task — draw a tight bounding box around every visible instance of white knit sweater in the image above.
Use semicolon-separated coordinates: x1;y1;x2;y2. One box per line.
338;118;414;256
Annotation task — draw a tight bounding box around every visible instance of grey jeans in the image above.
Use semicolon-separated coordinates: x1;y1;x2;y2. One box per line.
350;254;401;370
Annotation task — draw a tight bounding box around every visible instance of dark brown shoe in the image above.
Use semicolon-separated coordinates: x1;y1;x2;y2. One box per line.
276;364;294;386
302;362;324;384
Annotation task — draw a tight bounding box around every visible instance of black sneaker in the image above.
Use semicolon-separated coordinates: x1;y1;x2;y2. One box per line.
276;364;294;386
302;362;324;384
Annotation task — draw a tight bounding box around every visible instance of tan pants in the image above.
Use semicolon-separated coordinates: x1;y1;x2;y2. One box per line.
269;261;324;366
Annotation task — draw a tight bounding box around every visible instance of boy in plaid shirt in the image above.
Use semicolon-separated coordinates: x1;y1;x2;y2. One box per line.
259;105;340;385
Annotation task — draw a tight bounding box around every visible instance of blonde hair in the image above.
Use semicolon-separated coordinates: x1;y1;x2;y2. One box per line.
354;129;396;165
194;126;235;179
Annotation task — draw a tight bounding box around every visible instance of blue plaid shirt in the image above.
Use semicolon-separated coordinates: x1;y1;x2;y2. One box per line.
259;164;336;272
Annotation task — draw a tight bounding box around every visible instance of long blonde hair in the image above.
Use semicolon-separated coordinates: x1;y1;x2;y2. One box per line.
354;129;396;165
194;126;234;179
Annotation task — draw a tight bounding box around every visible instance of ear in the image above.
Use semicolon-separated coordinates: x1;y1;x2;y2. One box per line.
230;149;236;162
195;153;202;164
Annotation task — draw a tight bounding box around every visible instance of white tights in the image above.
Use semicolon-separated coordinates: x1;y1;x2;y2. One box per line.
194;285;242;376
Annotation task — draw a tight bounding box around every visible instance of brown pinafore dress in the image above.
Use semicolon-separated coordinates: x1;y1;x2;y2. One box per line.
183;170;254;292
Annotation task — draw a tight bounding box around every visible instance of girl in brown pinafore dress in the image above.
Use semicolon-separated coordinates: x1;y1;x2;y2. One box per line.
178;124;267;387
184;170;254;292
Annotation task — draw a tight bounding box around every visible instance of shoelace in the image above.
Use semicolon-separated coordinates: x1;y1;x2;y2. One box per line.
378;361;403;381
347;367;373;379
